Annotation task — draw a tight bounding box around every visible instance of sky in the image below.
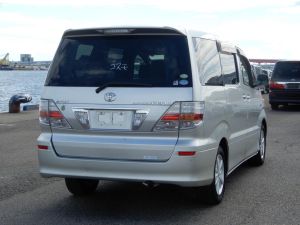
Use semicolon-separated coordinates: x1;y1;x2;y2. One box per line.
0;0;300;61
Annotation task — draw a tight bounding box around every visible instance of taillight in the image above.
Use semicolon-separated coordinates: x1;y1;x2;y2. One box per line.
180;102;204;129
269;81;286;90
39;100;50;125
153;102;204;131
39;99;71;128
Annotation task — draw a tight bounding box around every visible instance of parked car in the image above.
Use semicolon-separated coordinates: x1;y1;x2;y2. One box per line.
251;64;263;79
262;69;272;79
269;61;300;110
251;64;267;93
37;27;267;204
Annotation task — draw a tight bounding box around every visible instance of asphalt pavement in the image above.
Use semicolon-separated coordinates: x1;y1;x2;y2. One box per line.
0;97;299;225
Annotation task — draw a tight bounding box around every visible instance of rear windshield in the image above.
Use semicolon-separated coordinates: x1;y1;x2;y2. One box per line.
272;62;300;81
45;35;192;87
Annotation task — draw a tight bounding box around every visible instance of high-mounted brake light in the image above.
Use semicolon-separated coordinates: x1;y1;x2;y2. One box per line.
103;28;133;34
269;81;286;90
153;102;204;131
39;99;71;128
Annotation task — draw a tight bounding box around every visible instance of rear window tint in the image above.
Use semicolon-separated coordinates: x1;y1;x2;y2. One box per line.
272;62;300;81
45;35;192;87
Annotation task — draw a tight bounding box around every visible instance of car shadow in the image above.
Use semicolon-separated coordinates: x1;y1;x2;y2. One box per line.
277;104;300;111
41;181;213;224
36;161;259;224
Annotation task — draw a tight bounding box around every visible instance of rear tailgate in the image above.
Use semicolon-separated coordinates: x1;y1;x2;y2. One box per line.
42;29;193;162
43;87;193;161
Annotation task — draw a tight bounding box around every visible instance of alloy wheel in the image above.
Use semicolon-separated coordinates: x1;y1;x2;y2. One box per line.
214;154;225;195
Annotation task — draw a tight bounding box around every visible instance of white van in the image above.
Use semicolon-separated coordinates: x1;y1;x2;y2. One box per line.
37;27;267;204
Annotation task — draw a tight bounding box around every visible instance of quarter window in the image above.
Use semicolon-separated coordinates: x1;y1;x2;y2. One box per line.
220;53;238;85
193;38;222;86
238;55;251;86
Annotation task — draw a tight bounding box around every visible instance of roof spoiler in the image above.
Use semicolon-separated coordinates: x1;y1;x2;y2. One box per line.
63;27;185;37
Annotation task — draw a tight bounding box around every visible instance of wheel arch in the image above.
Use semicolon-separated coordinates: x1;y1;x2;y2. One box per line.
219;138;229;175
262;119;267;137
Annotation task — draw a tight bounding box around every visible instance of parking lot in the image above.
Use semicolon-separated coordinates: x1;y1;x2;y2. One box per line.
0;96;299;225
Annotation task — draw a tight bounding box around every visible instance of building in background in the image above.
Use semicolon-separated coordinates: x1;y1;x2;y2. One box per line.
20;54;34;63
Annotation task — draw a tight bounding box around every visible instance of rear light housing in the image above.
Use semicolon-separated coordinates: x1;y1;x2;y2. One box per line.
269;81;286;90
153;101;204;131
39;99;71;128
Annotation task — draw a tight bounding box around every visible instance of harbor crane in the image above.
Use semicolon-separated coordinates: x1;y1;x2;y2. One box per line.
0;53;10;66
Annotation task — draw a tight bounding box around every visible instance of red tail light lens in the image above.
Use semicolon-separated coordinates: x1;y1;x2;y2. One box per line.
180;113;203;121
269;81;286;89
179;102;204;129
161;113;180;121
48;111;64;119
39;99;71;128
154;102;204;131
154;103;180;131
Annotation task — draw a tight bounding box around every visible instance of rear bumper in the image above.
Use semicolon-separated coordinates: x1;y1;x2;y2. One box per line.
269;90;300;104
37;133;217;187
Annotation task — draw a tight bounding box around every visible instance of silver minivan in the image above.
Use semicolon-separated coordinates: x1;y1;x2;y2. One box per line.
37;27;267;204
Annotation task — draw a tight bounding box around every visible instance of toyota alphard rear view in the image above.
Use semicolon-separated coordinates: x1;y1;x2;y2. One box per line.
37;27;267;204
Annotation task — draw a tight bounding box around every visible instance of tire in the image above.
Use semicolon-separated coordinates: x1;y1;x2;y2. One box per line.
65;178;99;196
204;146;226;205
249;125;266;166
271;104;279;110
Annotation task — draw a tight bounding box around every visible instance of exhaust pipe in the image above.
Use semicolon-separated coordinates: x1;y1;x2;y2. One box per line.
142;181;159;188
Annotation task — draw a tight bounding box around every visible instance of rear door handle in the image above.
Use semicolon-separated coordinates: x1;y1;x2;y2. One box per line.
242;95;251;101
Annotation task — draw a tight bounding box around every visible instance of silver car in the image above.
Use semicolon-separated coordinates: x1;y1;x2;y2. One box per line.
37;27;267;204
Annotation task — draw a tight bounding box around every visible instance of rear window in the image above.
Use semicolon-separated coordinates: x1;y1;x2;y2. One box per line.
272;62;300;81
45;35;192;87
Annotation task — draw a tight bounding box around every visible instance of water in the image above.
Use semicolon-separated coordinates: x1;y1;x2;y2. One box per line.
0;71;47;112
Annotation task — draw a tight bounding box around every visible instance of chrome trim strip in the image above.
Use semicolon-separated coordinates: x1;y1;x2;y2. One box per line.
72;107;144;111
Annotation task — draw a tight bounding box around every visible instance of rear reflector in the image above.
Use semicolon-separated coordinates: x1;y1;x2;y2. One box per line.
178;151;196;156
38;145;48;150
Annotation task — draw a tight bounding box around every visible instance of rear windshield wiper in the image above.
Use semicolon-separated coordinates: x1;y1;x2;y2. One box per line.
95;82;152;93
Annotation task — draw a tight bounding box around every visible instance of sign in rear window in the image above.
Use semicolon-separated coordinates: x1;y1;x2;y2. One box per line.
45;35;192;87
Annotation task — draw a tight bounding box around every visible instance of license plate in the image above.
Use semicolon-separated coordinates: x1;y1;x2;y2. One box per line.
89;110;133;130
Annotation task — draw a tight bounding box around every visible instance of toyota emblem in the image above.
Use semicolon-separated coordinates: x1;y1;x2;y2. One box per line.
104;92;116;102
